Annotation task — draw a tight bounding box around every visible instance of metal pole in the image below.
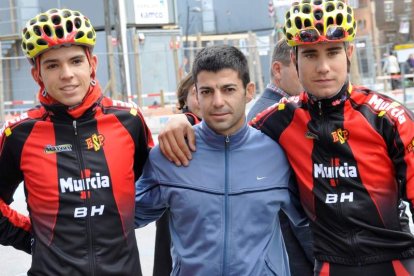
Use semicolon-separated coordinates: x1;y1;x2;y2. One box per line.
172;35;181;85
251;33;264;94
113;0;127;101
133;30;143;108
185;5;190;50
401;62;406;104
103;0;114;97
118;0;132;101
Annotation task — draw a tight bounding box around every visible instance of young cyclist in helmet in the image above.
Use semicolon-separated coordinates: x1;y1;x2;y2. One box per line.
157;0;414;274
0;8;152;275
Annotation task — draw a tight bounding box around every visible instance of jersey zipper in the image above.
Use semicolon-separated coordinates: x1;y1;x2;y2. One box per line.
73;120;96;276
222;135;230;276
317;103;358;256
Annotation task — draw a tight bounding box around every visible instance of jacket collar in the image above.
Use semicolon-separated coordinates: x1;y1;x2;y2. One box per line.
196;120;250;150
306;81;352;115
266;83;291;99
39;81;103;120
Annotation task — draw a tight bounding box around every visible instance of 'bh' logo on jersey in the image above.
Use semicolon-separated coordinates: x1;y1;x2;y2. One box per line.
86;133;105;151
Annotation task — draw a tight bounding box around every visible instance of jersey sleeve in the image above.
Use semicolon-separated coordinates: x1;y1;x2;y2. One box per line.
249;103;284;142
133;109;154;181
392;108;414;219
0;122;32;253
135;148;168;228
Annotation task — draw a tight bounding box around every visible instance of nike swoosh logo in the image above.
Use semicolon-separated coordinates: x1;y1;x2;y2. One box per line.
256;176;267;180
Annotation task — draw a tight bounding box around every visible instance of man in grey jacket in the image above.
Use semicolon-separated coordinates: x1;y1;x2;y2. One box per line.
247;38;302;121
135;45;310;276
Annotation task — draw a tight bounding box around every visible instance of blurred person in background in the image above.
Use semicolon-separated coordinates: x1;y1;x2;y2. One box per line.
383;51;401;90
406;53;414;83
176;73;202;123
247;38;303;121
0;8;152;275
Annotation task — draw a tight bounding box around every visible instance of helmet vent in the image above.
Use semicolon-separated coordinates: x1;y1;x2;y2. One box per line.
304;19;311;27
87;31;93;39
22;42;26;50
313;0;322;5
85;20;91;28
314;9;323;20
37;39;47;46
286;19;292;28
43;25;52;37
315;23;324;34
52;15;61;25
327;17;334;26
74;18;82;29
27;43;34;51
62;10;71;18
30;19;37;25
33;25;42;36
302;4;311;14
75;31;85;39
55;27;64;38
66;20;73;33
295;17;302;29
326;3;334;12
348;27;354;35
336;13;343;25
39;15;48;22
293;6;300;14
25;32;31;39
286;11;291;20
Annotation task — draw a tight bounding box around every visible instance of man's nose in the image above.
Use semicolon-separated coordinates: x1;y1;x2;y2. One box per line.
60;64;74;79
212;91;225;107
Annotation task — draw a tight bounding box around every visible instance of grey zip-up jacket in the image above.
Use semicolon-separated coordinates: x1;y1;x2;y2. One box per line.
135;121;310;276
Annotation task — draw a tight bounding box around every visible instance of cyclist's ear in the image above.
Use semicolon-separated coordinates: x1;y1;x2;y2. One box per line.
345;43;354;60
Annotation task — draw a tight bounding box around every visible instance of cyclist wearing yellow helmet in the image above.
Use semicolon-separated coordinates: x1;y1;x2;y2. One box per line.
252;0;414;274
156;0;414;275
0;8;153;275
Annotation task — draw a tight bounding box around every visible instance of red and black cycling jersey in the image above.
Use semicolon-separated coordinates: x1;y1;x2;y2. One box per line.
251;83;414;265
0;83;152;275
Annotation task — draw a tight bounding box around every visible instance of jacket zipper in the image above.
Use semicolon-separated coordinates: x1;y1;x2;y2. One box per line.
317;102;358;256
222;135;230;276
73;120;96;276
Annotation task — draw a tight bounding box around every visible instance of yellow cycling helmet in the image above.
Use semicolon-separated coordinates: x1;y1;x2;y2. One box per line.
283;0;356;46
21;8;96;60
